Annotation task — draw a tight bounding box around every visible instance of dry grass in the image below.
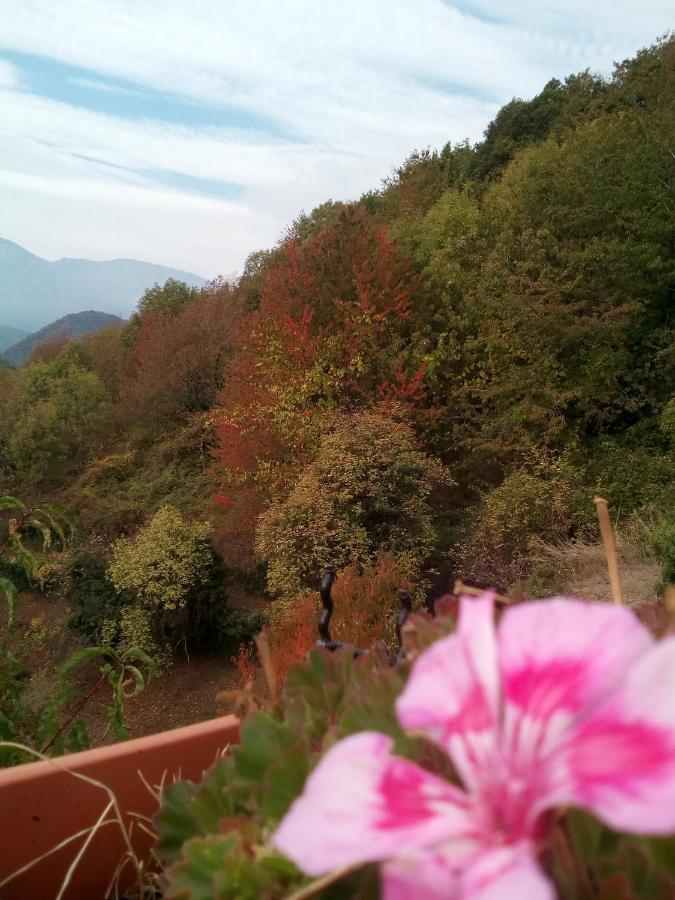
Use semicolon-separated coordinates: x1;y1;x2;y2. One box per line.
532;514;661;606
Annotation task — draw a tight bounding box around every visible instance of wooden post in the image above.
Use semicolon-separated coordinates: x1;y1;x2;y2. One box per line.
453;580;510;607
593;496;623;605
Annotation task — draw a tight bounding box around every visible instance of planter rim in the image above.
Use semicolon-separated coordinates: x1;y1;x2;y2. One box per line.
0;713;240;785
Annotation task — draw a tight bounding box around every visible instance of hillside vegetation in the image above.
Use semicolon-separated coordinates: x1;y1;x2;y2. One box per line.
0;36;673;743
1;310;124;367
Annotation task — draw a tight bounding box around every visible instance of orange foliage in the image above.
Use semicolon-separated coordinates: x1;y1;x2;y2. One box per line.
119;285;240;424
211;206;427;556
259;554;413;686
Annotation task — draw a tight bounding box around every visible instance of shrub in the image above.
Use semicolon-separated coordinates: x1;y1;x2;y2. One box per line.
255;409;451;597
455;469;569;585
261;553;412;685
185;556;268;652
108;506;212;626
68;550;128;641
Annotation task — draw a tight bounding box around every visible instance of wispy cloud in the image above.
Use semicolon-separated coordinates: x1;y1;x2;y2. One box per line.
0;1;671;278
0;57;18;88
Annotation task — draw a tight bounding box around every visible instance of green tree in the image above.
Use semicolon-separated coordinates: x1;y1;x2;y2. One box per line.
3;351;109;486
108;506;213;642
255;409;451;597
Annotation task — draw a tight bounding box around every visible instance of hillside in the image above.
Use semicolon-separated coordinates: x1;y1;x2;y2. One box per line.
0;238;206;332
1;311;124;367
0;34;672;783
0;325;28;353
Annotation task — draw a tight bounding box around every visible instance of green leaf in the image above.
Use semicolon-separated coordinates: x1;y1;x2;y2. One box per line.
65;720;91;753
259;740;312;821
0;577;19;628
11;534;39;582
122;664;145;696
155;781;201;864
0;496;25;512
155;759;237;864
121;646;157;679
26;516;52;551
59;645;114;678
36;500;75;537
30;508;65;546
232;713;298;784
164;833;281;900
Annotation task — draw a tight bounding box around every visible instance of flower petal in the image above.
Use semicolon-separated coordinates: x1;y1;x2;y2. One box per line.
497;599;653;777
382;843;553;900
563;636;675;833
462;845;554;899
272;731;475;876
396;594;499;789
382;851;462;899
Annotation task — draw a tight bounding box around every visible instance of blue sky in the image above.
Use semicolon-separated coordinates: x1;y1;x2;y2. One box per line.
0;1;671;279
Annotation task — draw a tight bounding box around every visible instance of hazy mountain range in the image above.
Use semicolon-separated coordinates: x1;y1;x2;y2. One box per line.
0;325;28;353
1;311;124;367
0;237;207;332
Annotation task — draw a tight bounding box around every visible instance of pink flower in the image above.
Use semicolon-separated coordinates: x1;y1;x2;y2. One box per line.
273;595;675;898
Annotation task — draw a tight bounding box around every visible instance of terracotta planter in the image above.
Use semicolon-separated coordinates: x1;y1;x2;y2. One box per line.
0;715;240;900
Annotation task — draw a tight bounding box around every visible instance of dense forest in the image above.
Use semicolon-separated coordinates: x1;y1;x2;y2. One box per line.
1;36;673;750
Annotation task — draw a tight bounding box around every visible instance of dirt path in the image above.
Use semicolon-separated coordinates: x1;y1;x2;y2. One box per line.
118;653;240;740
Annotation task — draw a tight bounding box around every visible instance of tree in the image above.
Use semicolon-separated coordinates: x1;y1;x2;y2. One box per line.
213;205;426;511
108;505;212;644
3;350;109;486
119;288;238;425
255;409;451;597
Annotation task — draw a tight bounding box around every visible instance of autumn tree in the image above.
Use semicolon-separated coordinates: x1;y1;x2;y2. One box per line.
255;409;450;597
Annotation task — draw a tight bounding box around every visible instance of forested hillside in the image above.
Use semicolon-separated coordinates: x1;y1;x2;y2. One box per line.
1;36;673;747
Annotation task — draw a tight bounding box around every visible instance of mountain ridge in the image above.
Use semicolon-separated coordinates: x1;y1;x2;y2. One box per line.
1;310;125;367
0;237;207;331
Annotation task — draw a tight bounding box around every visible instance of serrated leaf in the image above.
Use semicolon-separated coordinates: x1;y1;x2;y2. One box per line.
121;646;157;678
165;833;273;900
155;781;201;864
11;534;39;582
122;664;145;696
232;713;298;784
65;720;91;753
259;739;312;821
155;759;237;865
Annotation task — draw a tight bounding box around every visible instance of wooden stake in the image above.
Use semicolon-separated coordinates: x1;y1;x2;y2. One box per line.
453;580;510;607
254;632;278;703
593;496;623;605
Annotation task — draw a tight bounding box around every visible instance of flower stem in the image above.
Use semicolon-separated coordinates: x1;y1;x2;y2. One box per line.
285;865;357;900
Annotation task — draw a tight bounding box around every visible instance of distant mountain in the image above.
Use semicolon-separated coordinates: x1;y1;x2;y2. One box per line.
0;238;207;332
1;311;124;367
0;325;28;353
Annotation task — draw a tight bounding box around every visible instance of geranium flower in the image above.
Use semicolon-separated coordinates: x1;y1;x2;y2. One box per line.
273;594;675;898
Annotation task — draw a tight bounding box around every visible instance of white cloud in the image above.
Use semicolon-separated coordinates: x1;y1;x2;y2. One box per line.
0;1;671;276
0;58;18;88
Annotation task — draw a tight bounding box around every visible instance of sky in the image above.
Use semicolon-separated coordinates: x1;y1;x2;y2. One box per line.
0;2;672;280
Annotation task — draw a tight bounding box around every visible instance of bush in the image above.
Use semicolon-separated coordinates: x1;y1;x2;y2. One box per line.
255;409;451;597
455;469;570;585
185;556;268;652
68;550;128;641
260;553;412;685
108;505;212;625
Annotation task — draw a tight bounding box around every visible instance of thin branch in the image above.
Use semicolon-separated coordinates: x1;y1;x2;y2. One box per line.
40;672;107;755
285;865;358;900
